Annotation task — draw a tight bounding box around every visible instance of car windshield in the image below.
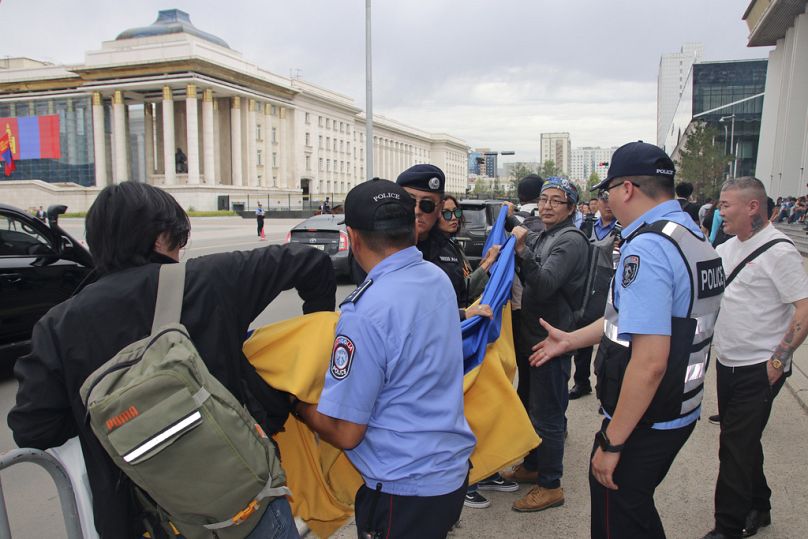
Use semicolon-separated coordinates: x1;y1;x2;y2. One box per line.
462;208;487;228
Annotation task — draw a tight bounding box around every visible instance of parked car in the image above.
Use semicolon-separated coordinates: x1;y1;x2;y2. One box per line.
0;204;94;374
285;214;352;279
455;199;508;268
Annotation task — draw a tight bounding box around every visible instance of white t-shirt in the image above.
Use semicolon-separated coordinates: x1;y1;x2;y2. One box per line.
713;225;808;367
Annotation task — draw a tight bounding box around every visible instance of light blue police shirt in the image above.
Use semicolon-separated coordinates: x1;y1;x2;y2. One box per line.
614;199;704;342
317;246;476;496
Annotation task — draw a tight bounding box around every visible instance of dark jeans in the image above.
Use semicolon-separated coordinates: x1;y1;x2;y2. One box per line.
354;477;467;539
590;419;695;539
257;216;265;236
572;345;594;388
244;496;300;539
512;310;531;411
714;361;786;537
522;353;571;489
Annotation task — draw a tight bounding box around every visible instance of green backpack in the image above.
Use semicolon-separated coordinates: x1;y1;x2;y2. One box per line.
79;263;290;539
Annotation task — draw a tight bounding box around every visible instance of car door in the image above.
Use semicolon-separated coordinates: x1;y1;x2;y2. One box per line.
0;211;88;354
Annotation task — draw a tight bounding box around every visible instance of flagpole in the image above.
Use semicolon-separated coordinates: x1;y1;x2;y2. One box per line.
365;0;373;181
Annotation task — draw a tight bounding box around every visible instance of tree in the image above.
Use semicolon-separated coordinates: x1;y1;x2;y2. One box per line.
676;122;731;200
583;171;601;201
540;160;562;179
508;162;538;193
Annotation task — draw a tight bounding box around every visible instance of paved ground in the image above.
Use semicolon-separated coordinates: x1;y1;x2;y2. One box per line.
2;216;807;538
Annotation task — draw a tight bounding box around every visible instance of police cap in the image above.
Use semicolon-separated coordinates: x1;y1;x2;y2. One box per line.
344;178;415;231
396;164;445;194
591;141;675;191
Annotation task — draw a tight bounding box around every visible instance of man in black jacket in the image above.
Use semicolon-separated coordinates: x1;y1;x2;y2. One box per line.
8;181;336;538
502;177;589;513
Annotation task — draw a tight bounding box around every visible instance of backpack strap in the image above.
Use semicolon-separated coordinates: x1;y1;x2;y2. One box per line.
203;480;292;531
151;263;186;333
725;238;793;286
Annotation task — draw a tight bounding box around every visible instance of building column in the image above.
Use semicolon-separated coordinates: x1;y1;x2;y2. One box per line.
263;103;272;187
112;90;128;183
144;102;154;183
247;99;257;186
231;96;243;186
162;86;176;185
91;92;108;186
185;84;200;185
202;89;215;184
279;106;288;188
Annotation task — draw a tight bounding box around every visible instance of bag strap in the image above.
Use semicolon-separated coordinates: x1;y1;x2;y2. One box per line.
151;263;186;333
203;480;292;531
725;238;793;286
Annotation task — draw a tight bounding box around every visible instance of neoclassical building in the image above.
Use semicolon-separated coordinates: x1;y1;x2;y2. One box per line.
0;9;468;210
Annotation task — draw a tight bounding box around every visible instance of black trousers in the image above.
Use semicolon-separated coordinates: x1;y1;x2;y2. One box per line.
590;418;695;539
512;309;531;410
354;478;467;539
573;345;594;387
714;361;785;537
256;216;265;236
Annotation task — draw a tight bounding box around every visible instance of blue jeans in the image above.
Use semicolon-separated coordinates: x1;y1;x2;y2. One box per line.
522;353;571;489
245;497;300;539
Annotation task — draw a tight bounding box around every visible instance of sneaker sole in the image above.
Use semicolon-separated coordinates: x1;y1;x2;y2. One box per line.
511;499;565;513
464;500;492;509
477;483;520;492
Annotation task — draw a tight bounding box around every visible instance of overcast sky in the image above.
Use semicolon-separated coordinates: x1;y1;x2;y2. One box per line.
1;0;770;163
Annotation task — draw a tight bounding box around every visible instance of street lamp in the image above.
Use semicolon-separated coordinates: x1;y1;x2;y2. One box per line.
719;114;736;179
483;151;514;196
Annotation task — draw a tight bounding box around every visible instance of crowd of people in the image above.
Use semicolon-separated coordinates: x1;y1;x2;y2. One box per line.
7;140;808;539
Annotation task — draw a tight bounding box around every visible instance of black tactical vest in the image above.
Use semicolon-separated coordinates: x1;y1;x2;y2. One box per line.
595;220;724;425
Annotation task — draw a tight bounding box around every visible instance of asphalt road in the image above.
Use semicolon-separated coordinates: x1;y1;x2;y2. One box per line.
2;216;807;538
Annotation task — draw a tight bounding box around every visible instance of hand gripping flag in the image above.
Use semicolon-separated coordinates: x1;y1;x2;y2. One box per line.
244;206;539;537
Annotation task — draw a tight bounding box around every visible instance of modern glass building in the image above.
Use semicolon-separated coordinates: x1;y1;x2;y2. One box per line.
664;59;767;181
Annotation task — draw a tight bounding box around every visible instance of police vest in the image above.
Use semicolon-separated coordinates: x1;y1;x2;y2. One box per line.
595;220;724;425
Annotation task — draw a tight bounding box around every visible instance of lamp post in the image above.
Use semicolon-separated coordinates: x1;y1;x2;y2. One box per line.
365;0;373;180
719;114;736;179
484;150;514;197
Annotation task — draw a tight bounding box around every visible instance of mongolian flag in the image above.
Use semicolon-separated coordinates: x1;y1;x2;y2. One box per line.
0;133;15;177
0;115;61;160
244;206;538;537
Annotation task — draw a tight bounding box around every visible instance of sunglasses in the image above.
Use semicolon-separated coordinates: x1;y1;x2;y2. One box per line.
441;208;463;221
415;199;436;214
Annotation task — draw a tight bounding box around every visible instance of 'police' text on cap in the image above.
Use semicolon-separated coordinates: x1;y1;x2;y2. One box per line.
344;178;415;231
591;141;676;191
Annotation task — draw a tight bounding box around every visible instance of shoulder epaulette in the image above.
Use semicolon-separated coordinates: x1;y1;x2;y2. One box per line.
340;279;374;306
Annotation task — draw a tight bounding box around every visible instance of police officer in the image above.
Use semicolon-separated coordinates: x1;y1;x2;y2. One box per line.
396;164;468;306
293;178;475;538
530;142;724;539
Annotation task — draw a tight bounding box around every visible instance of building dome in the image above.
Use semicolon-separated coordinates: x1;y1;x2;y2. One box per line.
115;9;230;49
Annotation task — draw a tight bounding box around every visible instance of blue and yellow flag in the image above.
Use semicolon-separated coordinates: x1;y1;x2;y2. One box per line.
245;207;539;537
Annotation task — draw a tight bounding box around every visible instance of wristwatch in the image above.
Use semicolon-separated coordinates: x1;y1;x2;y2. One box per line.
595;427;624;453
771;358;785;370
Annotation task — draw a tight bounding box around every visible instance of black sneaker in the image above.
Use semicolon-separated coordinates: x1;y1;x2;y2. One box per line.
463;491;491;509
569;384;592;400
477;473;519;492
742;509;771;537
708;414;721;425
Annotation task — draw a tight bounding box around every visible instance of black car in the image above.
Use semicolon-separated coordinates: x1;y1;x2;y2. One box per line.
455;199;508;267
0;204;94;373
285;214;352;279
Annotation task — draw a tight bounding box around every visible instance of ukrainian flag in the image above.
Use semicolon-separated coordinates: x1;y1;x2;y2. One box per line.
245;206;539;537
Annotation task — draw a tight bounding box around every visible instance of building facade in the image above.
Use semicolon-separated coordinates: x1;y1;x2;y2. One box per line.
539;132;571;175
657;43;703;147
663;59;767;187
0;10;469;210
744;0;808;198
570;146;616;184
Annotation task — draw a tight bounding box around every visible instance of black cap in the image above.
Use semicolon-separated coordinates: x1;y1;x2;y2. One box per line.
344;178;415;231
396;164;445;193
517;174;544;203
591;141;675;191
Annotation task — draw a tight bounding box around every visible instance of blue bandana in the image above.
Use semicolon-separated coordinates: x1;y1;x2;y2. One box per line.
541;177;579;205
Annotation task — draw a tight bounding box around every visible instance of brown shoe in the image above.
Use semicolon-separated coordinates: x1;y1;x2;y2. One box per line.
500;464;539;484
512;486;565;513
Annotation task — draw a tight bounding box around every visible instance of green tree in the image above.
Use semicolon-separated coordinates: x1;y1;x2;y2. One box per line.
676;122;731;199
508;162;538;193
583;171;601;201
539;160;562;178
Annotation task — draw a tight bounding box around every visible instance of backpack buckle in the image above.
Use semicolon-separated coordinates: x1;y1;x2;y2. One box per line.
231;500;260;526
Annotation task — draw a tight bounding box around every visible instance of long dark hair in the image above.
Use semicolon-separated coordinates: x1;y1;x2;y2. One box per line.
86;182;190;274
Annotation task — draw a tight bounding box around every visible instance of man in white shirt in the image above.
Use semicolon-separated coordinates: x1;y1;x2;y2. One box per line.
702;177;808;539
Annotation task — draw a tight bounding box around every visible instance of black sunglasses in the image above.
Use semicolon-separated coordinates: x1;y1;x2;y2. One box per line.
599;179;641;199
441;208;463;220
416;199;437;214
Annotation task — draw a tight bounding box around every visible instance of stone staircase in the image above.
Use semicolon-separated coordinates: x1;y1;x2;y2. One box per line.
774;222;808;256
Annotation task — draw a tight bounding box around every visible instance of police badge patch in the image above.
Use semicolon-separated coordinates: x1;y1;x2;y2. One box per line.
622;255;640;287
330;335;355;380
428;177;440;190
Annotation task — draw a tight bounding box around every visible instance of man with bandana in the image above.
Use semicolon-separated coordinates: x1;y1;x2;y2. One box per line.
530;142;724;538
